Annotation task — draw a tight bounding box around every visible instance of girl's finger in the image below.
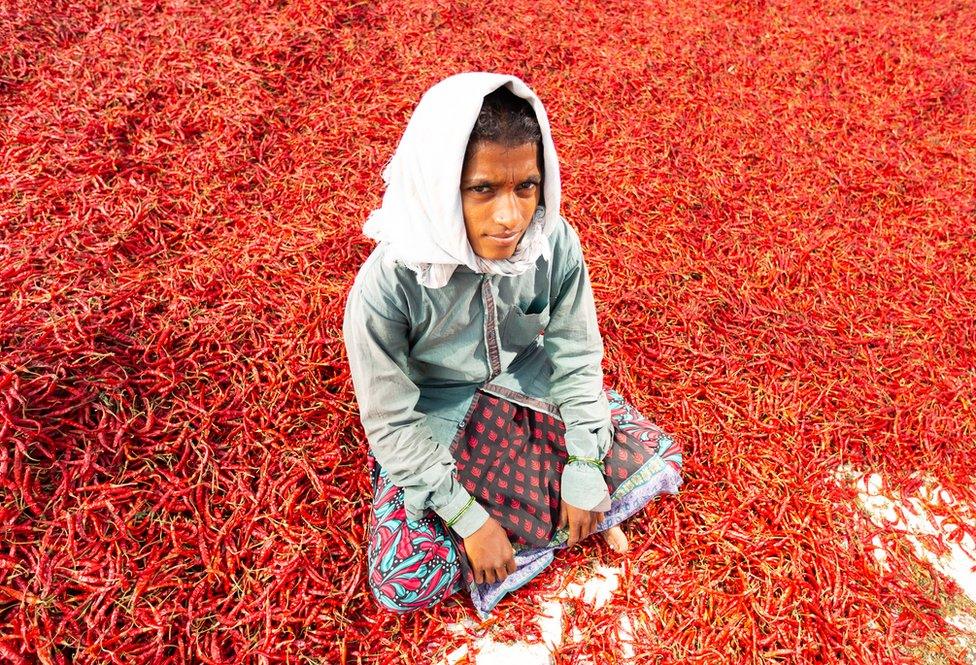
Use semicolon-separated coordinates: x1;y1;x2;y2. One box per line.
569;521;581;547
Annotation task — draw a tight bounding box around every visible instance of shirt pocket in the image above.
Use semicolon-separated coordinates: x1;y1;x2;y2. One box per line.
502;306;551;352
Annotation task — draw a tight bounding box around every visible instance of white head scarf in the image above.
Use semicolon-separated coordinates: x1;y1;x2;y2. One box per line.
362;72;562;289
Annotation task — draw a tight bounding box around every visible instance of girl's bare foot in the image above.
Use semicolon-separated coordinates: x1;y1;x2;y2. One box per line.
602;525;628;553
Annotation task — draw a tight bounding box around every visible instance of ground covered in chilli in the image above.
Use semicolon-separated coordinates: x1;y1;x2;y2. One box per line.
2;0;975;663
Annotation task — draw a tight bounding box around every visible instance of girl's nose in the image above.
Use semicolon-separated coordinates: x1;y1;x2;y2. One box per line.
493;192;519;227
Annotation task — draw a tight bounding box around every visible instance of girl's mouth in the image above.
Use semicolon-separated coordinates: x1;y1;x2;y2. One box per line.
488;231;519;245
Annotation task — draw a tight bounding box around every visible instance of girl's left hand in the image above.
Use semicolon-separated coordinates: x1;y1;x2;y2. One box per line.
558;499;604;547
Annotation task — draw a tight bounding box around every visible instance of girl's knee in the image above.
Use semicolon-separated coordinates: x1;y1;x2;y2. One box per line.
367;549;463;614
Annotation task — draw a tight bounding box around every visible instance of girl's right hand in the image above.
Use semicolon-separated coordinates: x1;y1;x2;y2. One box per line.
462;517;517;584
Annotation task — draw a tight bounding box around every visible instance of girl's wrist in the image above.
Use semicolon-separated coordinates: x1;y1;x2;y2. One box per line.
567;454;604;471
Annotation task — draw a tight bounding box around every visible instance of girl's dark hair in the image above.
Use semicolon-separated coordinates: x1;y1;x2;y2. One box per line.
463;85;544;169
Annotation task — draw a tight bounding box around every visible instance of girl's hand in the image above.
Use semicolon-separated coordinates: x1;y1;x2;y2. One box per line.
462;517;517;584
558;499;604;547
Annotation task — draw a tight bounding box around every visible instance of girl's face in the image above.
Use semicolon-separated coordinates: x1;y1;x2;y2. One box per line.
460;141;542;260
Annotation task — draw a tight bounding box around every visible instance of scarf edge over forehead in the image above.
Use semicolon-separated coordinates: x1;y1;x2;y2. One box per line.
362;72;562;289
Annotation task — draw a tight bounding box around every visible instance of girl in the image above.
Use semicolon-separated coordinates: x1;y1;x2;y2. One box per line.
343;72;682;618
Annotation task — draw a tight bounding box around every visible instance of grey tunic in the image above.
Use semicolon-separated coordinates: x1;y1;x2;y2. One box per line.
343;216;613;538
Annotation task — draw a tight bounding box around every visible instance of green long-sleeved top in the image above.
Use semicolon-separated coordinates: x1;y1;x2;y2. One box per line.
342;216;613;538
